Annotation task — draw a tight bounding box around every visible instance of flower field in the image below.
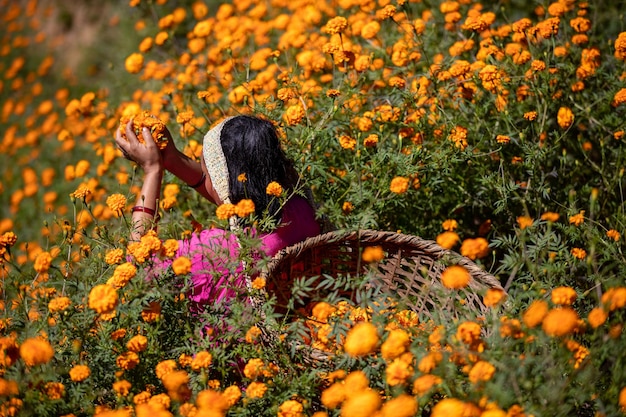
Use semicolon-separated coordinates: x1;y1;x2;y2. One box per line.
2;0;626;416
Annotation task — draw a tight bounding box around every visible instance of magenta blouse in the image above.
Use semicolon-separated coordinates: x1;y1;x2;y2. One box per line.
154;196;319;310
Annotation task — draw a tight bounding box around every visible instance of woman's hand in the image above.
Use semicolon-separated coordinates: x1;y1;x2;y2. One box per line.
115;120;164;174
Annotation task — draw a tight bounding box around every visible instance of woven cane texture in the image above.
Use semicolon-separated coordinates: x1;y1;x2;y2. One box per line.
262;229;503;320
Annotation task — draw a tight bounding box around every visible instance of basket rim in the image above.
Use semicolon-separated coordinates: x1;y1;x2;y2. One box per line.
262;229;503;291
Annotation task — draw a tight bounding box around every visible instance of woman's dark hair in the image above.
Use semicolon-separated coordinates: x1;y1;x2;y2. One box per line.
220;115;299;219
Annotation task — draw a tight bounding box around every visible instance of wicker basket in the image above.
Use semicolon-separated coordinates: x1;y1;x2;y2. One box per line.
262;229;503;320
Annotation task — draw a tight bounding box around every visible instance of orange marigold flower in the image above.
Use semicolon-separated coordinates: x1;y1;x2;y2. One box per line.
551;287;577;305
251;276;266;290
235;199;255;217
341;390;381;417
142;302;162;322
88;284;118;314
216;203;236;220
0;232;17;247
418;351;442;373
323;16;348;35
541;211;560;222
456;321;481;344
484;288;506;307
571;247;587;260
48;296;71;313
390;176;409;194
34;251;52;273
19;337;54;366
125;53;144;74
363;134;379;147
557;106;574;129
191;351;213;371
344;322;379;357
437;231;460;249
614;32;626;61
381;329;410;360
517;216;534;229
412;374;442;396
523;111;538;121
468;360;496;383
116;351;140;370
460;237;489;260
380;393;417;417
431;398;467;417
361;20;381;39
362;246;384;263
127;335;148;353
44;382;65;400
245;381;268;399
161;370;191;402
441;265;471;289
386;358;412;386
266;181;283;197
108;262;137;289
69;364;91;382
523;299;549;328
601;287;626;311
619;386;626;411
569;211;585;225
339;135;357;150
278;399;304;417
106;194;127;213
113;379;132;396
606;229;621;242
172;256;192;275
245;326;262;344
283;103;305;126
587;307;607;329
613;88;626;107
542;307;579;337
105;248;125;265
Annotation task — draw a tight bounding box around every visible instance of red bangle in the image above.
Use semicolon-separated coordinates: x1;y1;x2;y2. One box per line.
132;206;156;216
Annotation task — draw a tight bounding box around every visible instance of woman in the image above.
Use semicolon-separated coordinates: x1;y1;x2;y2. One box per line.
115;114;320;311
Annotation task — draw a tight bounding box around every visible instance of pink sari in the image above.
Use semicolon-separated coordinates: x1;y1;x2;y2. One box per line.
153;197;320;310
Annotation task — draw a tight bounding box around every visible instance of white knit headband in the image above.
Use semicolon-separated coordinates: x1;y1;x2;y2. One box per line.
202;117;234;205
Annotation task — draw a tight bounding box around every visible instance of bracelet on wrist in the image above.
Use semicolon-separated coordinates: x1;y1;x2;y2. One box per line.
131;206;156;216
190;173;206;189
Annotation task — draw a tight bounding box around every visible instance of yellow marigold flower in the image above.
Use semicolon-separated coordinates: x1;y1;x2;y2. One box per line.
551;286;577;305
571;247;587;260
431;398;466;417
106;194;127;213
246;381;267;399
390;176;409;194
361;20;381;39
105;248;124;265
172;256;192;275
381;329;410;360
569;211;585;225
557;106;574;129
523;299;549;328
19;337;54;366
543;308;580;338
468;360;496;383
412;374;442;396
191;351;213;371
441;265;471;289
125;53;144;74
380;393;417;417
339;135;357;150
362;246;384;263
116;351;140;370
344;322;379;357
69;364;91;382
48;296;71;313
127;335;148;353
235;199;255;217
460;237;489;260
484;288;506;307
266;181;283;197
34;251;52;273
606;229;621;242
44;381;65;399
587;307;607;329
216;203;236;220
601;287;626;311
341;389;381;417
436;231;459;249
386;358;412;386
323;16;348;35
88;284;118;314
113;379;132;396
